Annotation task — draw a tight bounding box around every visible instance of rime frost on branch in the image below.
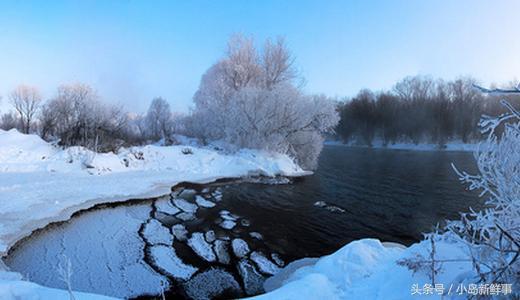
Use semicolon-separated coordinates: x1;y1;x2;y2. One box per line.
447;85;520;291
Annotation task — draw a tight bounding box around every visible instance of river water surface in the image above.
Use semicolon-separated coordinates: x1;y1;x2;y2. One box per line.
5;146;482;299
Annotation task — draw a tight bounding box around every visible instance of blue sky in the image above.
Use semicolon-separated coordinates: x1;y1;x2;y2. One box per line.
0;0;519;113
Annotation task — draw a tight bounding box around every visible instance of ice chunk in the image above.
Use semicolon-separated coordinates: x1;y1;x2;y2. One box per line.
173;198;198;213
142;219;173;245
314;201;326;207
149;245;197;280
220;210;239;221
271;253;285;267
213;240;231;265
155;197;181;215
219;220;236;230
249;232;263;240
176;212;196;221
188;232;216;262
172;224;188;241
179;189;197;198
238;259;265;295
250;251;280;275
313;201;345;213
205;230;216;243
184;268;241;300
195;195;216;208
231;238;250;258
241;219;251;227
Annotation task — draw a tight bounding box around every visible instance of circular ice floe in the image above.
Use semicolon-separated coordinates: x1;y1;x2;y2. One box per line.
219;220;236;230
250;251;280;276
195;195;216;208
205;230;216;243
231;238;250;258
142;219;173;245
154;197;181;215
171;224;188;241
173;198;198;213
176;212;196;221
238;259;265;295
184;268;241;300
188;232;217;262
148;245;198;280
213;240;231;265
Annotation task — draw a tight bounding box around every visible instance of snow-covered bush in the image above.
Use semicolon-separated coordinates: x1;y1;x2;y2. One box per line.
447;89;520;292
188;35;339;169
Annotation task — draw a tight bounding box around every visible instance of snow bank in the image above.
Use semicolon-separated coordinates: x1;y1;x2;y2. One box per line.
0;129;307;299
253;238;474;300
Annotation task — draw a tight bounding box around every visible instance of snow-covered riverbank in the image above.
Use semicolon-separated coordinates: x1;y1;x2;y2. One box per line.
0;129;308;299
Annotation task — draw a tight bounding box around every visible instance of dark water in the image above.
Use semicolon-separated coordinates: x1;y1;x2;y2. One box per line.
218;146;481;259
5;146;482;298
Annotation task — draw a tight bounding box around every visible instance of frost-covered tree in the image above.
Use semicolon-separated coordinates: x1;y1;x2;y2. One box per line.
190;34;339;169
9;85;42;134
447;85;520;291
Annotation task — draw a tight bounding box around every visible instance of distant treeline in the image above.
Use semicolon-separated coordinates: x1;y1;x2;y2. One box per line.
335;76;520;146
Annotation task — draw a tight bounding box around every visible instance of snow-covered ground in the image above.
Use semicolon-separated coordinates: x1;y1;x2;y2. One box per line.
0;129;306;299
325;139;478;152
255;237;475;300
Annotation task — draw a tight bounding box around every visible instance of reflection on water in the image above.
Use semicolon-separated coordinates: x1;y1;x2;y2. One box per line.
218;146;481;258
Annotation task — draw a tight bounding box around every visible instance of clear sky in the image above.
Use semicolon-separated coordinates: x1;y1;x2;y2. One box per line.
0;0;519;113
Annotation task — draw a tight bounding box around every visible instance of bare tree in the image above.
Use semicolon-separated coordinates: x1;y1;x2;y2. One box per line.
144;97;173;142
9;85;42;134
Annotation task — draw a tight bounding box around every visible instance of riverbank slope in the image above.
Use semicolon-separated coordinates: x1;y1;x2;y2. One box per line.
0;129;307;299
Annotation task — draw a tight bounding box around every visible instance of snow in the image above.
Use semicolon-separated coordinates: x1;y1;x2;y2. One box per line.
148;245;198;280
231;238;250;258
187;232;217;262
141;219;173;245
250;252;281;276
195;195;216;208
172;198;198;213
0;129;305;299
253;238;474;300
0;279;118;300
